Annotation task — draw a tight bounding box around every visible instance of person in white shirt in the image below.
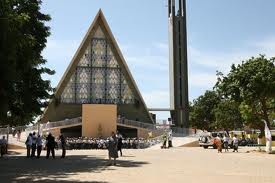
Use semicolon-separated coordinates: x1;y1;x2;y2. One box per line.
36;135;43;158
223;135;229;152
233;134;239;152
25;133;33;158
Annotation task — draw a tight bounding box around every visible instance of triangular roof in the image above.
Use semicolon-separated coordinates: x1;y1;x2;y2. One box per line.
42;9;153;123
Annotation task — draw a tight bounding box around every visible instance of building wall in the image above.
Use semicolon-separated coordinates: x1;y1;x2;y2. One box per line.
41;100;152;124
41;102;82;123
82;104;117;138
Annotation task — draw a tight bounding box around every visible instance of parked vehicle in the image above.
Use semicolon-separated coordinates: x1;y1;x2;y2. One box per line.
199;131;233;149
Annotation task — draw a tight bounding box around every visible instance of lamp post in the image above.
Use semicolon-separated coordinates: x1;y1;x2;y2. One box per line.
6;111;12;152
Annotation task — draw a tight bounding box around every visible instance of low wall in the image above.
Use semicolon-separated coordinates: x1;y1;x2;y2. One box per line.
137;128;163;138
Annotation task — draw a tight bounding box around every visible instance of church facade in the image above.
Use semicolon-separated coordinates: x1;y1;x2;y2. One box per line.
41;10;154;126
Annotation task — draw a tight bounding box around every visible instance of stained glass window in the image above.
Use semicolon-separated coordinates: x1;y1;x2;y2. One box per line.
61;26;135;105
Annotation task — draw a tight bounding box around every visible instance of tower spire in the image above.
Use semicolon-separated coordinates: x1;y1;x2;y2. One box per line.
168;0;189;128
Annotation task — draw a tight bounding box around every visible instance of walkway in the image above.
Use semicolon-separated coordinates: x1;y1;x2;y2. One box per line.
0;147;274;183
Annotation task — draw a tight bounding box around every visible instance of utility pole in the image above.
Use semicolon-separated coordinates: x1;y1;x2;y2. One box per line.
168;0;189;128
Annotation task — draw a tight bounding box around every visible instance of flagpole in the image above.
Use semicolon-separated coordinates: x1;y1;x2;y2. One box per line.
263;120;272;153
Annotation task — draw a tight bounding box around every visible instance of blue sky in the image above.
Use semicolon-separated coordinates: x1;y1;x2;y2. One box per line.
41;0;275;120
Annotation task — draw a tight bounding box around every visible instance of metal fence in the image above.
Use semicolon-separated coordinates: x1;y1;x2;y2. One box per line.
117;118;198;138
118;119;157;130
41;117;82;130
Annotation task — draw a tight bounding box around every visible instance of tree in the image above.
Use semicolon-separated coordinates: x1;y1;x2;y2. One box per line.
189;90;220;130
214;100;243;131
216;55;275;133
0;0;54;126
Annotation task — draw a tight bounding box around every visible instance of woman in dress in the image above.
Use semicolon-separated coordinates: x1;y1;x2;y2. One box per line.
214;135;223;153
107;131;118;166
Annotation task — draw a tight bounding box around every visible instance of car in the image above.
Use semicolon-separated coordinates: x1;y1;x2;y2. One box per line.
199;134;215;149
199;131;233;149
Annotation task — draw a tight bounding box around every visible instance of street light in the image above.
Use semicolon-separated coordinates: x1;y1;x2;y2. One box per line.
7;111;11;118
6;111;12;152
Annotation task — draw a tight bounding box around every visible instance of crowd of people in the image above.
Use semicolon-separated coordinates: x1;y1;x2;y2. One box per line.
21;130;160;161
214;134;239;153
25;132;66;159
66;136;158;150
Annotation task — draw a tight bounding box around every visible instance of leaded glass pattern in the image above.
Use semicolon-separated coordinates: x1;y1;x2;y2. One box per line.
91;39;106;67
61;74;75;103
107;45;118;68
60;25;135;105
78;45;91;67
76;67;90;103
121;75;134;104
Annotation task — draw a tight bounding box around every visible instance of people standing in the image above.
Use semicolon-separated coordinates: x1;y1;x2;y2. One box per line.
223;135;229;152
233;134;239;152
107;131;118;166
215;135;223;153
46;133;55;159
162;133;167;149
12;128;16;138
59;134;66;158
168;131;173;148
36;135;43;158
117;132;123;156
31;132;37;158
25;133;33;158
17;130;21;141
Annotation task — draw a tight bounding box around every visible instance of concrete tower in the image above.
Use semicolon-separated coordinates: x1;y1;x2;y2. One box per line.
168;0;189;128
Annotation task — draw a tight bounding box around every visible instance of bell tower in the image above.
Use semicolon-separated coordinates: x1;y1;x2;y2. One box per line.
168;0;189;128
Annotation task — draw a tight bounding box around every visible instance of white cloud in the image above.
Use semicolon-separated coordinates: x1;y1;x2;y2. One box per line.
43;39;79;61
42;39;82;86
143;90;169;108
189;36;275;74
189;73;217;88
252;36;275;56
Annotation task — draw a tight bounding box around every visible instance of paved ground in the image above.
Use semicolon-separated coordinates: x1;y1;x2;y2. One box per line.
0;147;274;183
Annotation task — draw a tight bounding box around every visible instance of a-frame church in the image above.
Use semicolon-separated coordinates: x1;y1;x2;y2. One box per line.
41;10;154;137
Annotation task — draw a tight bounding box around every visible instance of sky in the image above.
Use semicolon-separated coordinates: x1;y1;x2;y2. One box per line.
41;0;275;120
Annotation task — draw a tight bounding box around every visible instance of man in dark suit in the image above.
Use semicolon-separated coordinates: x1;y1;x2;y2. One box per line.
46;133;55;159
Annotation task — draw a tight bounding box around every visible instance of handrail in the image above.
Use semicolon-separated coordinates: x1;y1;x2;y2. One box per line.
41;117;82;130
117;119;166;133
2;117;197;139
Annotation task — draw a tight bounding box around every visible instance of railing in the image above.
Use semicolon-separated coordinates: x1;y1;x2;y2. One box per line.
117;119;167;134
24;117;82;133
2;117;198;142
41;117;82;130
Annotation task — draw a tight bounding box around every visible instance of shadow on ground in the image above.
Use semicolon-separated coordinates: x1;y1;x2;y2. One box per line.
0;154;149;183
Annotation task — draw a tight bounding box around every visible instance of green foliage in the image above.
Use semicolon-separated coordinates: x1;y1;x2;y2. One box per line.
214;100;243;130
215;55;275;129
0;0;54;126
239;102;262;129
189;90;220;130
